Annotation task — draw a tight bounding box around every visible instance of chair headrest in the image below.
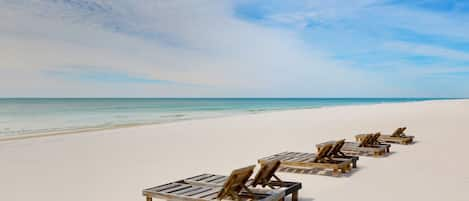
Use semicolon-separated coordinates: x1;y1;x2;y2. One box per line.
252;160;281;187
217;165;255;199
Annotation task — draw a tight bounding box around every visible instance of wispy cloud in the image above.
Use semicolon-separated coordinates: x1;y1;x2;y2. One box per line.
383;0;469;13
1;0;469;97
42;67;184;85
384;41;469;61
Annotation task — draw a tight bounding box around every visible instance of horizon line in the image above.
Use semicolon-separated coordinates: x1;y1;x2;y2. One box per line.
0;97;464;99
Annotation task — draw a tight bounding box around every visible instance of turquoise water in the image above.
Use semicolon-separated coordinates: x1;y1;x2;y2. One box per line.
0;98;444;137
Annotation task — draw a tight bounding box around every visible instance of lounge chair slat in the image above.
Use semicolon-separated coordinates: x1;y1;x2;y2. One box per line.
285;153;308;160
297;152;313;157
288;153;316;162
299;153;315;158
260;155;277;161
270;152;316;162
261;152;302;161
303;158;318;163
283;152;297;156
268;155;285;161
289;152;303;156
184;176;228;187
192;188;221;199
283;156;307;162
297;156;315;162
185;174;212;181
204;175;225;183
151;183;182;192
266;152;290;159
183;186;212;197
283;156;298;161
174;186;205;195
193;174;216;182
293;152;310;158
275;153;291;160
210;176;228;184
193;175;216;183
270;155;292;161
161;185;193;194
203;192;220;200
261;154;284;161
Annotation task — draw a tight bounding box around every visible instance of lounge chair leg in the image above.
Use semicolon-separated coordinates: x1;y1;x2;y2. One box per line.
146;195;152;201
292;191;298;201
343;167;349;173
332;169;340;177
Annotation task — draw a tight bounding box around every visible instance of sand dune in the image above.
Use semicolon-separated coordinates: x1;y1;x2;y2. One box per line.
1;100;469;201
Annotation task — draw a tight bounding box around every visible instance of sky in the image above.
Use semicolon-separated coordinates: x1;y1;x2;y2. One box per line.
1;0;469;97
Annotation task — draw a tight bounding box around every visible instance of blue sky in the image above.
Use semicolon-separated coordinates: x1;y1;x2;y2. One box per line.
1;0;469;97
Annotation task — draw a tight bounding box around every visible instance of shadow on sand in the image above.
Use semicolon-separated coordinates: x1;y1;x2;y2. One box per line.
297;197;315;201
278;165;362;178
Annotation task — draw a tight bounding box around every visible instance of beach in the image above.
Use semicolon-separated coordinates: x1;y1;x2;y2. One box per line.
1;99;469;201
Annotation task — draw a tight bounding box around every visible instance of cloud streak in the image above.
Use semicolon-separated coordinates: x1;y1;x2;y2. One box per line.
42;67;186;85
1;0;469;97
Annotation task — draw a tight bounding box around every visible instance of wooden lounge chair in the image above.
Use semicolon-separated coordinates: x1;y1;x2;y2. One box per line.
326;139;359;168
367;133;391;152
379;127;414;144
142;163;297;201
317;134;387;157
356;128;414;145
258;144;353;176
182;160;301;201
354;133;384;148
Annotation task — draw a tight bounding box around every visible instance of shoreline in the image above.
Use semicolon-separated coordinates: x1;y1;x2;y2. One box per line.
0;98;453;142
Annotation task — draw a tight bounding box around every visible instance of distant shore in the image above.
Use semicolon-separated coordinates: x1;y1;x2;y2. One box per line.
0;99;446;142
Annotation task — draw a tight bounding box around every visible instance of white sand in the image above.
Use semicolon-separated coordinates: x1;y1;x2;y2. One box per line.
1;100;469;201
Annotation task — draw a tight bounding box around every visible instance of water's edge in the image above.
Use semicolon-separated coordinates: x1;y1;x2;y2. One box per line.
0;98;453;141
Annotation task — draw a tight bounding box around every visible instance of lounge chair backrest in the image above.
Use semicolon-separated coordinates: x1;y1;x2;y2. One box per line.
391;127;403;137
358;134;372;147
369;133;381;145
217;165;255;200
313;144;333;162
328;139;346;157
252;160;281;188
400;127;407;136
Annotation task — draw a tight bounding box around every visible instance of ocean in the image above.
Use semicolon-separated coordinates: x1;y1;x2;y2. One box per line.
0;98;444;138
